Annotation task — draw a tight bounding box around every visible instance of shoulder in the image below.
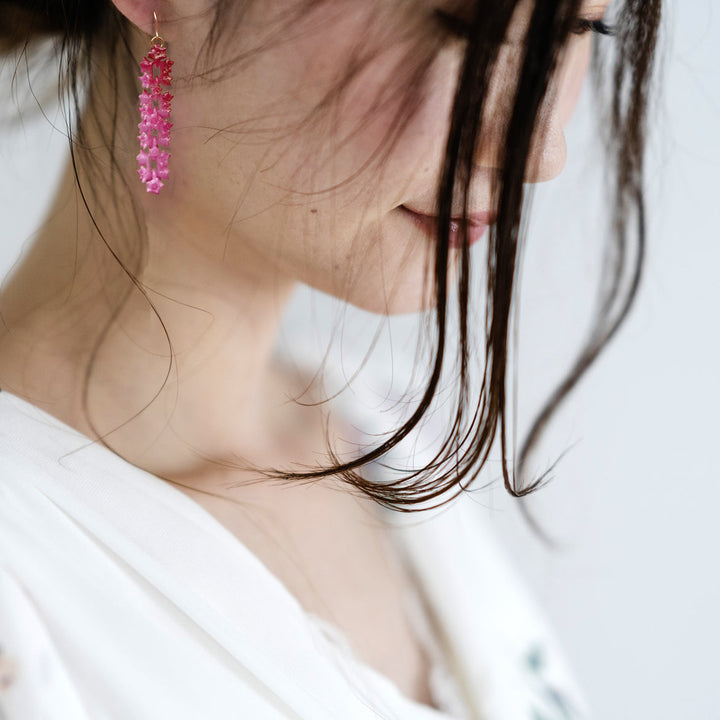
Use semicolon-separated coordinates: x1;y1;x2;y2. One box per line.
0;389;91;495
0;392;94;717
0;391;94;589
0;564;90;719
0;391;63;522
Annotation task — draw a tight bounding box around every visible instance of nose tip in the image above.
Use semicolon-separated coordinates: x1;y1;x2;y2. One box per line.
473;123;568;185
524;125;567;183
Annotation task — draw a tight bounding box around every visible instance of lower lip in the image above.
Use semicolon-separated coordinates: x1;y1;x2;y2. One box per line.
400;206;489;248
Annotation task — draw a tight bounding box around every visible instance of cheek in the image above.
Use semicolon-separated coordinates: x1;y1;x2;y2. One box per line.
556;38;593;128
345;45;462;208
308;39;451;203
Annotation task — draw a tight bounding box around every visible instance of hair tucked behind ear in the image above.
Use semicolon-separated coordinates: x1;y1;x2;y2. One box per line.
0;0;663;528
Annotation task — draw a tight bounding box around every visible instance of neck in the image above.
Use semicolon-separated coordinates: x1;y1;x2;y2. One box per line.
0;124;314;491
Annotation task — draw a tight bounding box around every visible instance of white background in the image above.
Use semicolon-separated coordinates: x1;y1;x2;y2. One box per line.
1;1;718;718
488;1;720;718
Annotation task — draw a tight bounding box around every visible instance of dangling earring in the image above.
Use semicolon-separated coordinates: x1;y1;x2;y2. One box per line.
137;11;173;195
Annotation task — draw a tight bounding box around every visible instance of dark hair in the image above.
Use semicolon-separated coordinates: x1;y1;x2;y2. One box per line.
0;0;662;524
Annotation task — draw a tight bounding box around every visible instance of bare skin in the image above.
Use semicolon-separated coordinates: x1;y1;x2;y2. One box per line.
0;0;610;709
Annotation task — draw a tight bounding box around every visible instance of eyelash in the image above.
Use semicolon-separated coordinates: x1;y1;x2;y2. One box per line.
571;18;616;36
435;11;616;41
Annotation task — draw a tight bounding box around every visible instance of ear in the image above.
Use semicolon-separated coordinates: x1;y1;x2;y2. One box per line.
108;1;179;37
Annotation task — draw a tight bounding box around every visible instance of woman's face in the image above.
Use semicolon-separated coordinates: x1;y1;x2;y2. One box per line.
134;0;608;314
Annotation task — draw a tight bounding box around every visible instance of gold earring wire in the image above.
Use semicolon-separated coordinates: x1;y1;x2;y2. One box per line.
151;10;164;46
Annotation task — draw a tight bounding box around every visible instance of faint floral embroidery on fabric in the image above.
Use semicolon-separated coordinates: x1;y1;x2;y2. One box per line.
524;644;584;720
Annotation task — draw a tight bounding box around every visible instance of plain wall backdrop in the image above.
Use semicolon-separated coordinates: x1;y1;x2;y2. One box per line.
1;1;717;718
485;1;720;718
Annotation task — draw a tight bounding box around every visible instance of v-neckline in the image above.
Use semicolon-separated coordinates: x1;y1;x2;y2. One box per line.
172;469;470;719
0;388;473;718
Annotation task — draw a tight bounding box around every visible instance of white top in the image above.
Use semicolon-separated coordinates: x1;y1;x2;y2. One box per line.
0;389;590;720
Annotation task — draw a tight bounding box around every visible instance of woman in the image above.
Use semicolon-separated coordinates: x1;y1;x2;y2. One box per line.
0;1;661;718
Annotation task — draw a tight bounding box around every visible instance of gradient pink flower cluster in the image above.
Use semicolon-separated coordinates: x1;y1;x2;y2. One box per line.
137;42;173;195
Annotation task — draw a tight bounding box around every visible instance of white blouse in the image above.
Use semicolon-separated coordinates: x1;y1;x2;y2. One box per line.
0;389;590;720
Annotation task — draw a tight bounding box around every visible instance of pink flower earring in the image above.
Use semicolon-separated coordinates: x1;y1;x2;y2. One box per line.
137;11;173;195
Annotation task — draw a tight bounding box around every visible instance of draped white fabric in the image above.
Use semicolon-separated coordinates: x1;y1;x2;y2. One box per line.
0;389;590;720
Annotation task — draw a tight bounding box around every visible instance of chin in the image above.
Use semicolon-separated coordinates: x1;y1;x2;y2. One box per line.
342;251;461;318
338;259;437;317
346;292;432;316
295;212;459;316
334;261;449;316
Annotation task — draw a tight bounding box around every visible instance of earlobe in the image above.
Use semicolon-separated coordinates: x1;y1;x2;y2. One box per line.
109;0;166;35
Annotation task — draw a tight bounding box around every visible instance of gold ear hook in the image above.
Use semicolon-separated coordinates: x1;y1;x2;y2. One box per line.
151;10;164;46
